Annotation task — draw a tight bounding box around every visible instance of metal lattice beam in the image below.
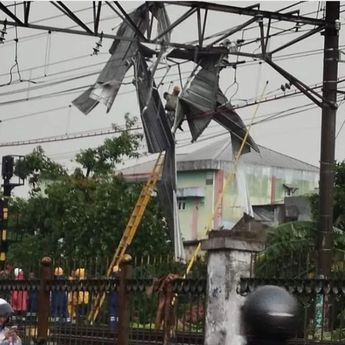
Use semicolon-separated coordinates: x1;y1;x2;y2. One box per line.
50;1;93;34
270;26;324;55
168;1;325;26
109;1;147;41
93;1;102;35
0;2;23;25
208;17;258;47
154;7;197;42
23;1;31;25
264;57;332;109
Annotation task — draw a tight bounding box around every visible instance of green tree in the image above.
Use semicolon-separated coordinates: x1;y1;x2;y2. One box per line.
256;161;345;278
7;115;171;268
75;114;142;177
14;146;66;193
255;221;345;278
310;161;345;230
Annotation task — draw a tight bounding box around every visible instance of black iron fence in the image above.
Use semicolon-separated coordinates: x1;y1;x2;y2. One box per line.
0;257;206;345
12;254;206;280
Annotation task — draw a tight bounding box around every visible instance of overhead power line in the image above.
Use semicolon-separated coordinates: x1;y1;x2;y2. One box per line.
2;91;342;149
0;105;69;122
0;125;141;148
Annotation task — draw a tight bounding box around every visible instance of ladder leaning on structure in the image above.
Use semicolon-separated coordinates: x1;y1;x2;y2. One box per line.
87;152;165;323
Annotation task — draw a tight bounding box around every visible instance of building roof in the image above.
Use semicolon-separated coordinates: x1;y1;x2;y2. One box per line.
119;136;318;180
178;136;319;172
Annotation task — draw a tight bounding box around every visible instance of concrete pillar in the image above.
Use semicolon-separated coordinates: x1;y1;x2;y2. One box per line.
202;231;264;345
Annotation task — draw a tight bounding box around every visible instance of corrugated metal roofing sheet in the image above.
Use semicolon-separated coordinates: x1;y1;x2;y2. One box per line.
177;137;319;172
72;4;149;114
119;137;318;178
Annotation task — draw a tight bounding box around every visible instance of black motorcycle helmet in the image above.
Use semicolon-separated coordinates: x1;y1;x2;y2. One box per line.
0;298;14;318
242;285;298;340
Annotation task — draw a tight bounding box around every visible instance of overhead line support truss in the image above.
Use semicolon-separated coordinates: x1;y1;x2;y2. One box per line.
264;57;334;109
50;1;93;34
207;16;258;47
0;2;23;25
154;6;197;42
93;1;102;35
168;1;325;26
109;1;147;42
23;1;31;25
270;26;324;55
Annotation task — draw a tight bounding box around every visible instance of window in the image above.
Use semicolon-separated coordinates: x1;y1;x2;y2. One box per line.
178;201;186;210
206;178;213;185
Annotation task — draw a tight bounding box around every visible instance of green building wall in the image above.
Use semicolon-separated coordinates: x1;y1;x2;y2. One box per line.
177;164;319;242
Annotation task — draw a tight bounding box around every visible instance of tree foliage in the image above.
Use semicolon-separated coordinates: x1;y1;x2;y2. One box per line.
75;114;143;177
255;221;345;278
14;146;66;193
310;161;345;230
8;116;171;268
256;161;345;278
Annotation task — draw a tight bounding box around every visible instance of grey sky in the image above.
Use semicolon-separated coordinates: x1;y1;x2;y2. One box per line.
0;1;344;197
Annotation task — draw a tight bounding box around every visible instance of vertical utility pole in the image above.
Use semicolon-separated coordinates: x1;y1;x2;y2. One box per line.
0;156;14;270
0;155;24;270
318;1;340;278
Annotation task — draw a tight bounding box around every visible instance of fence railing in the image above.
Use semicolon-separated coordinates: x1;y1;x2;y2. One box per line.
0;257;206;345
10;254;206;280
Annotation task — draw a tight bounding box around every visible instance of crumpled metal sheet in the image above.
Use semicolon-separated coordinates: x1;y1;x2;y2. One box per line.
176;68;217;141
134;51;174;153
174;55;221;140
214;90;259;154
157;147;185;262
150;2;171;42
175;53;259;154
73;2;173;116
72;4;150;114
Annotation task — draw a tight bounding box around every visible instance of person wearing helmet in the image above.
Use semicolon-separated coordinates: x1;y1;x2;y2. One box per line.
51;267;68;322
163;85;182;129
0;298;21;345
74;268;89;321
241;285;298;345
108;265;120;330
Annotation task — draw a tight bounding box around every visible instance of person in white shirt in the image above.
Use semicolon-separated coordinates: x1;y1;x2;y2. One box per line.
0;298;21;345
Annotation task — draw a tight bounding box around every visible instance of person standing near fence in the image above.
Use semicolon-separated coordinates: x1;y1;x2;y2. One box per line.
108;265;120;330
67;270;76;323
10;268;28;322
27;272;38;319
0;298;22;345
74;268;89;322
51;267;69;322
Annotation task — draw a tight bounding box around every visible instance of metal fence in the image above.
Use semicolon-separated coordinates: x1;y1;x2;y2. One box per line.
0;257;206;345
13;255;206;280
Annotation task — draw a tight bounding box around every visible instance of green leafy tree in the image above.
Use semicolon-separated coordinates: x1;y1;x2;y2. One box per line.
7;115;171;268
14;146;66;193
310;161;345;230
256;161;345;278
75;114;143;177
255;221;345;278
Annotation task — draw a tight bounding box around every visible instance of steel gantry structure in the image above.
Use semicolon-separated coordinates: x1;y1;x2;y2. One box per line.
0;1;340;278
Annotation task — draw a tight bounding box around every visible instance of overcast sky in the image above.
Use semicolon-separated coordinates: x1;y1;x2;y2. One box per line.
1;1;345;196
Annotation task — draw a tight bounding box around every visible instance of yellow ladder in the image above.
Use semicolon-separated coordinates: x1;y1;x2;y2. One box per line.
88;152;165;323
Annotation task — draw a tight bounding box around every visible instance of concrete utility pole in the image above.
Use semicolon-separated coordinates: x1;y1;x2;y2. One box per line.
318;1;340;278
